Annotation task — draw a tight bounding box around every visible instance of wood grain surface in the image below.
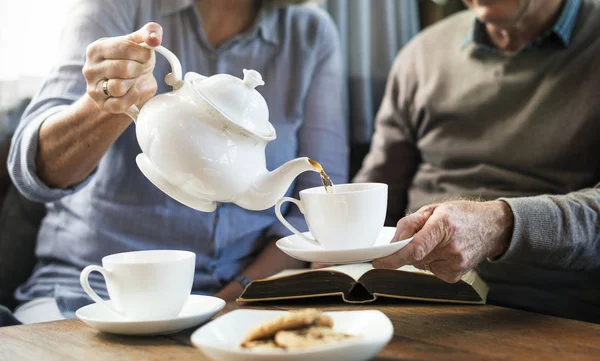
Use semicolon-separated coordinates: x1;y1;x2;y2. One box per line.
1;301;599;361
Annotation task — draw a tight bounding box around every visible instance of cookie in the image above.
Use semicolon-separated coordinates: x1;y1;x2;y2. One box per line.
274;326;353;348
314;314;334;328
240;339;280;350
243;309;326;342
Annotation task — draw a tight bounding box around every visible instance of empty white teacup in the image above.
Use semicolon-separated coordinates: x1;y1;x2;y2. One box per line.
80;250;195;321
275;183;388;250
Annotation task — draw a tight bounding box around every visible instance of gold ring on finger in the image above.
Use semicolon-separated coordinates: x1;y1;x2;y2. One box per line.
102;79;112;98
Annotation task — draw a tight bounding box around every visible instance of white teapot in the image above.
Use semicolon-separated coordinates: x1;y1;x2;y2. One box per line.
124;45;320;212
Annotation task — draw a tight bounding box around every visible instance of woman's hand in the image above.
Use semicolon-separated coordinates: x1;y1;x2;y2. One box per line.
214;282;244;302
82;22;163;115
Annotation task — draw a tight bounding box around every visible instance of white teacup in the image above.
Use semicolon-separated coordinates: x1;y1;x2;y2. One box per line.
275;183;388;250
80;250;195;321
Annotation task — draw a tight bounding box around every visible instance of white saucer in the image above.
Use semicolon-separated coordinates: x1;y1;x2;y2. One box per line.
76;295;225;336
276;226;413;264
191;309;393;361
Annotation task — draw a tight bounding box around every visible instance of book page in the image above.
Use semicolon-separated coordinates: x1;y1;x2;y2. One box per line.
398;265;431;275
245;264;488;304
325;263;374;281
267;263;375;282
270;264;434;280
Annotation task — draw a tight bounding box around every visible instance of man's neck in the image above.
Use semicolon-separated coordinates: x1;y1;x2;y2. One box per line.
486;0;565;53
196;0;260;48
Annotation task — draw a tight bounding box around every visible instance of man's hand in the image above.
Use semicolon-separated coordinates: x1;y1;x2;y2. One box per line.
373;200;514;283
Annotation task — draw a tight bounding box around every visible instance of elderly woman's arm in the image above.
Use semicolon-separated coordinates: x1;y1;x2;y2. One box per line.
8;1;159;202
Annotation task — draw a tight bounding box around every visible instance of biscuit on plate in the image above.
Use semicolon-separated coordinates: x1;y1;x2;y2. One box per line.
240;339;279;350
243;309;331;342
274;326;353;348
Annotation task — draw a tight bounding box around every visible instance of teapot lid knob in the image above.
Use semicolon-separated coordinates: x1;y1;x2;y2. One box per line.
242;69;265;89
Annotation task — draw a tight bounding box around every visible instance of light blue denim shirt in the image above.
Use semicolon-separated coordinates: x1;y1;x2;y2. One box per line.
8;0;348;316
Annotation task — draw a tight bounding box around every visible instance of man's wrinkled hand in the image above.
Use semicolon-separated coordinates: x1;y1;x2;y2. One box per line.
372;200;514;283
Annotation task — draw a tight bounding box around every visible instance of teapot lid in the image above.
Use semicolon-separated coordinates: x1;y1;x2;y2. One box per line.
191;69;274;139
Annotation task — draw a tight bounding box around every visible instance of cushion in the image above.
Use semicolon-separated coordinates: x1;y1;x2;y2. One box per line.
0;185;45;310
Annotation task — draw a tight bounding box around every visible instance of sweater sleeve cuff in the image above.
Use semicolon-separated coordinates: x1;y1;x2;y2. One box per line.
12;106;95;203
489;196;556;265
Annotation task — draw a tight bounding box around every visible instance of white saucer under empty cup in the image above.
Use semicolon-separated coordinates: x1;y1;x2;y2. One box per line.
275;183;387;250
76;294;225;336
80;250;195;321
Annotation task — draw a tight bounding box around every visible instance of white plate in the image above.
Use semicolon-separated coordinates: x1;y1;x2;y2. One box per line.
76;295;225;336
191;309;393;361
276;226;413;264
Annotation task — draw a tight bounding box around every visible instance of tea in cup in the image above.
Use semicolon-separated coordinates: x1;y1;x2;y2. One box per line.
80;250;195;321
275;183;387;250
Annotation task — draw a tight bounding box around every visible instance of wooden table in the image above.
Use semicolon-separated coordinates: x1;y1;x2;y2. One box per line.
1;301;599;361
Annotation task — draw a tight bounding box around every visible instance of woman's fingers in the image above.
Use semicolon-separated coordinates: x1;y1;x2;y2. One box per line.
105;78;136;98
86;37;154;63
88;22;162;62
101;59;147;79
126;22;163;47
84;64;143;103
134;72;159;105
83;22;162;114
93;38;155;63
104;87;140;114
83;60;147;84
102;73;158;114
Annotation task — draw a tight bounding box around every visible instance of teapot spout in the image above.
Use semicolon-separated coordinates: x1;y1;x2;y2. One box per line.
234;157;318;211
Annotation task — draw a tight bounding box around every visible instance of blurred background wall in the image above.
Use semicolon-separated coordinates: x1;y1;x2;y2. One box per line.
323;0;465;176
0;0;78;131
0;0;79;198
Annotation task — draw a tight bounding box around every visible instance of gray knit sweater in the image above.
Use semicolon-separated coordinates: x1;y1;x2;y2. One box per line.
355;1;600;323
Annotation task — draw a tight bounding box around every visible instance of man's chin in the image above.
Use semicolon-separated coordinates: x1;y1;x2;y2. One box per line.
474;7;519;28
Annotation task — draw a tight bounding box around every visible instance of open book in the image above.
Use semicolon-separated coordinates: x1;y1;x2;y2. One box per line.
238;263;488;304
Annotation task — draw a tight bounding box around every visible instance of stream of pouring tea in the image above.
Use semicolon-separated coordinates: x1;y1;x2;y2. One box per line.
308;159;334;194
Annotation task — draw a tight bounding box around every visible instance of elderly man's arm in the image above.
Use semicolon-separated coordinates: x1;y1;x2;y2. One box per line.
7;1;158;203
374;185;600;283
496;185;600;269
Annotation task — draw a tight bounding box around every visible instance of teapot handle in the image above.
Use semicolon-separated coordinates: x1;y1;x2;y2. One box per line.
125;44;184;122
